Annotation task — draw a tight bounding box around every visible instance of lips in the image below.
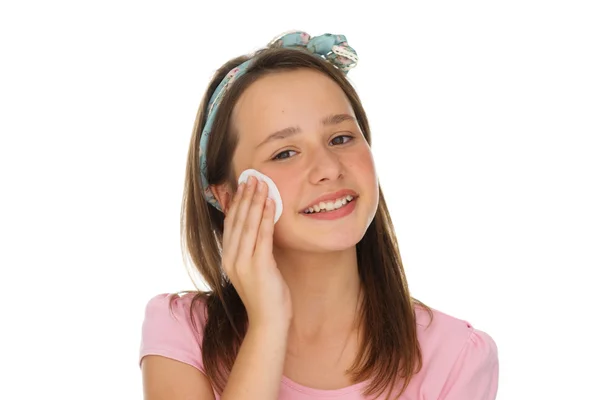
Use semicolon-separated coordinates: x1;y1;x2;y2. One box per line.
299;189;359;212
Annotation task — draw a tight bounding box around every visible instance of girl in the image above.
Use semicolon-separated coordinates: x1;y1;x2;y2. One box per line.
139;31;499;400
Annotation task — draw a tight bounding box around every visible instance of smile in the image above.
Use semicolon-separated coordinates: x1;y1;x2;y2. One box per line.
300;196;358;220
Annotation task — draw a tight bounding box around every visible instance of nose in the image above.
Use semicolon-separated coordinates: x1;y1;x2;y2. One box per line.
307;143;344;184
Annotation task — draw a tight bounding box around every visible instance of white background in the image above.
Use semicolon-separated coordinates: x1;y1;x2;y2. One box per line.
1;1;598;399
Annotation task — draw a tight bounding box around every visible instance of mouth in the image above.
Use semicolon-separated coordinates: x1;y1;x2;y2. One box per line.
300;196;358;220
299;189;359;214
301;194;358;215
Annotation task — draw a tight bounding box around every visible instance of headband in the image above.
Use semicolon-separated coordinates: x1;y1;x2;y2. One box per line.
199;31;359;211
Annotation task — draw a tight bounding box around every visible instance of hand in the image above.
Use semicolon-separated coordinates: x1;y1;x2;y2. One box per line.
222;176;292;330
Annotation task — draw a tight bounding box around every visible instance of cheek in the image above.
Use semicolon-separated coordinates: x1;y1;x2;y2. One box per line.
350;146;377;180
352;148;379;208
263;170;301;214
276;176;301;212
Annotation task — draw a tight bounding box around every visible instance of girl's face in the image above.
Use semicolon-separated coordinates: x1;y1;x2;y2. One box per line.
229;68;379;252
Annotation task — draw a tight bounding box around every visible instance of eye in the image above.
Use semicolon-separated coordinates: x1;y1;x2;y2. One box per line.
272;149;297;161
330;135;354;146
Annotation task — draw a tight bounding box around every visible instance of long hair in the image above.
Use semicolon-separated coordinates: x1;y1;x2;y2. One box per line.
179;45;434;399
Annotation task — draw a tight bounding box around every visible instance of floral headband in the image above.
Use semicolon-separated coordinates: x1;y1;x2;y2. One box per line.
199;31;359;211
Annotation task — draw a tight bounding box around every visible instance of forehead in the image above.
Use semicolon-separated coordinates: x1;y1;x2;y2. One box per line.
230;68;354;144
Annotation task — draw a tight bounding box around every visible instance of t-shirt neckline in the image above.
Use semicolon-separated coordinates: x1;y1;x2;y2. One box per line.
281;375;369;396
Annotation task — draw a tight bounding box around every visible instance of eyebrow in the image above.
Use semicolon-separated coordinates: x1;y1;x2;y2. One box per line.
255;113;358;149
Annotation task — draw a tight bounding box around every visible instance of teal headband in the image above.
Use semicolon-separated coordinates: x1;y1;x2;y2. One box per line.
199;31;359;211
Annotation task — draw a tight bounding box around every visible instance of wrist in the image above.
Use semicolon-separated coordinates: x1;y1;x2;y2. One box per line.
248;318;290;337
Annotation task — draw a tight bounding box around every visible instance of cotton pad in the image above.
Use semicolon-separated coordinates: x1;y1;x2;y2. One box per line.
238;169;283;224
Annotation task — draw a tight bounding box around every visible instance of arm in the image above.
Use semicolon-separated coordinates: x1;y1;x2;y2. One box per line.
142;324;288;400
141;181;291;399
142;355;215;400
221;324;289;400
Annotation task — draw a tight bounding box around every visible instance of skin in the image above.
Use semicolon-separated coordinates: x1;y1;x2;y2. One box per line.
214;68;380;383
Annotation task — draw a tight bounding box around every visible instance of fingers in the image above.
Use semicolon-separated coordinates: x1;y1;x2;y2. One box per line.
222;179;251;276
222;181;245;249
236;179;269;263
255;198;275;258
224;177;255;264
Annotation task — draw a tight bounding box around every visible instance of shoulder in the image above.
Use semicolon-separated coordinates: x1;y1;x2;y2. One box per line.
143;292;208;326
139;292;209;372
414;304;499;399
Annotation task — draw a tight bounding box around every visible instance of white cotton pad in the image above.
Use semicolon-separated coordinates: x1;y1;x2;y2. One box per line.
238;169;283;224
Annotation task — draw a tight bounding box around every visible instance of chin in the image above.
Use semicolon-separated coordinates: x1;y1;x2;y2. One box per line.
314;239;362;253
274;219;367;253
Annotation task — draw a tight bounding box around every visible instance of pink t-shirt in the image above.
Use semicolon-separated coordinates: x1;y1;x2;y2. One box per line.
139;293;499;399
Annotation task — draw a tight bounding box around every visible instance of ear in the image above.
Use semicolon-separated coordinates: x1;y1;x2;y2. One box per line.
210;183;234;215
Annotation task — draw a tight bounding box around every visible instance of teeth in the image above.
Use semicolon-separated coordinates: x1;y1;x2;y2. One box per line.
303;195;355;214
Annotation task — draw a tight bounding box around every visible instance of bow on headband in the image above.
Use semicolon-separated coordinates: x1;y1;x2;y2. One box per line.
199;31;359;211
268;31;358;72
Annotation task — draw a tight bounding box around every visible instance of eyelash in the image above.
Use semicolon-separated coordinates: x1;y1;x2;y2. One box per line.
271;135;354;161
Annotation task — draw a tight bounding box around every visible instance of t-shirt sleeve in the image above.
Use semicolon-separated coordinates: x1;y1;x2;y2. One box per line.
437;328;499;400
139;293;206;373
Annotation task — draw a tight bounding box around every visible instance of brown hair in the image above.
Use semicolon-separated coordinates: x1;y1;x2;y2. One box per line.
178;44;434;399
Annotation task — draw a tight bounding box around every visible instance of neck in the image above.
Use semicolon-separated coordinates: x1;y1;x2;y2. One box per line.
273;246;362;344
